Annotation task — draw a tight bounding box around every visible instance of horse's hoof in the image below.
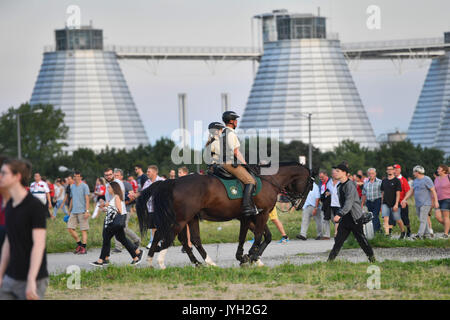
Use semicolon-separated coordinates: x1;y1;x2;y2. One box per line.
240;254;250;265
240;261;250;267
195;263;204;268
205;255;218;267
254;259;264;267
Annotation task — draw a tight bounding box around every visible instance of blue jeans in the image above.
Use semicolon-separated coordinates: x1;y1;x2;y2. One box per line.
53;199;68;217
366;198;382;232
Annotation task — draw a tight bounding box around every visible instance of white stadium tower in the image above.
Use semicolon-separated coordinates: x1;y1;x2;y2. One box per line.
239;10;378;152
407;40;450;158
30;25;149;153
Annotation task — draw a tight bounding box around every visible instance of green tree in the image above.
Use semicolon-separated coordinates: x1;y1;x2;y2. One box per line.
0;103;68;173
374;140;445;178
320;140;371;174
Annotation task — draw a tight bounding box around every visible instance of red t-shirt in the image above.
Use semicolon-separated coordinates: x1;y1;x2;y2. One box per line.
95;185;106;196
356;185;363;198
48;183;55;198
397;175;410;202
0;194;5;226
130;180;138;193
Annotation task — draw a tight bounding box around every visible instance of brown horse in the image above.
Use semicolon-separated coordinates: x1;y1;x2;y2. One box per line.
137;162;312;269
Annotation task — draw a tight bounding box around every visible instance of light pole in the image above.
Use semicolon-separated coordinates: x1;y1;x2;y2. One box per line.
16;108;43;159
292;112;313;171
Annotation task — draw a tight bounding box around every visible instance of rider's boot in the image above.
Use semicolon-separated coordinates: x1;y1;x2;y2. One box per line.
242;184;258;217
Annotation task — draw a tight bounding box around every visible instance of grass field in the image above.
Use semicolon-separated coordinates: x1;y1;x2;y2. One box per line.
46;199;449;254
46;259;450;299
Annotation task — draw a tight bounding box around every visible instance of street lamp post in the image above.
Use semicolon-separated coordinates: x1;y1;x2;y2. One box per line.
307;113;312;172
292;112;313;171
16;108;43;159
17;114;21;159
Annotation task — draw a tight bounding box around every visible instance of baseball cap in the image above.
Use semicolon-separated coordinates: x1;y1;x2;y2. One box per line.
332;163;349;173
393;164;401;169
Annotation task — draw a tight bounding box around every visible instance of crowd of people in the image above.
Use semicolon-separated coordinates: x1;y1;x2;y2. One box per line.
0;153;199;299
297;163;450;242
0;152;449;300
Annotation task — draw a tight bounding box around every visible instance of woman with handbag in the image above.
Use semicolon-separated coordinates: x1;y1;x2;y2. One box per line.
90;181;143;267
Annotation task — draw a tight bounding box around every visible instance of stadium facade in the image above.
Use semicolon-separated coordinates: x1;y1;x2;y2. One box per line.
239;10;378;152
407;38;450;158
30;25;149;153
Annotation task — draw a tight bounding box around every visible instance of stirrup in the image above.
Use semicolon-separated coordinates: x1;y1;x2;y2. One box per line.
243;205;263;217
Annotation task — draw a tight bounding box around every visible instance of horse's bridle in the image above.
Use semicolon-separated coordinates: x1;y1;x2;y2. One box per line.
252;165;314;211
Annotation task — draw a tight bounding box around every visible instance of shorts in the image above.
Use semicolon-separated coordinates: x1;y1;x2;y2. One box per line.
269;207;278;220
438;199;450;211
67;213;89;231
381;204;401;221
0;275;48;300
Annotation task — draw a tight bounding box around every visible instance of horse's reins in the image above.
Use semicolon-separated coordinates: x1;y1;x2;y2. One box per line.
245;164;313;210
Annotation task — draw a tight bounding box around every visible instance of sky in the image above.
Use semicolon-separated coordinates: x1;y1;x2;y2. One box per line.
1;0;449;144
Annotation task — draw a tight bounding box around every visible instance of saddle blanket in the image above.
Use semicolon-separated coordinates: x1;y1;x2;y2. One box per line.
216;175;262;200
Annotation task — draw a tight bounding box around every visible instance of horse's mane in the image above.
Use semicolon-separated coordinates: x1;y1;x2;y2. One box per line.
279;161;302;167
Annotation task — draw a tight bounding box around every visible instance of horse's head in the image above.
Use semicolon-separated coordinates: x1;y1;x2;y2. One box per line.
282;163;314;210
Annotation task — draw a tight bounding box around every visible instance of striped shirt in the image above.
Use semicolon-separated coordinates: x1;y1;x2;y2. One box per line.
30;181;50;205
362;178;382;201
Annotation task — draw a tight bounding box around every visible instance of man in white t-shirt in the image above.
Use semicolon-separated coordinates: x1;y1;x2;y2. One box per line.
30;173;52;218
128;165;165;249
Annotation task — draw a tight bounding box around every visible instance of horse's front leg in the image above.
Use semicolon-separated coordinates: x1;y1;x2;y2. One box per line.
248;216;266;264
236;217;251;265
257;223;272;256
178;224;202;267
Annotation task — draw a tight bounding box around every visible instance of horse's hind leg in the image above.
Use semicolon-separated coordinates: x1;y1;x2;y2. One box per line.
178;224;202;267
147;229;162;267
189;217;217;266
156;235;174;270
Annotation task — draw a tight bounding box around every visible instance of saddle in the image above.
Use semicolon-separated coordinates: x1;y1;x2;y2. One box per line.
208;164;234;179
207;163;267;178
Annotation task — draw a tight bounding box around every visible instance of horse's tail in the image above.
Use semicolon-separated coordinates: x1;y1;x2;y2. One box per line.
136;180;165;238
152;179;178;247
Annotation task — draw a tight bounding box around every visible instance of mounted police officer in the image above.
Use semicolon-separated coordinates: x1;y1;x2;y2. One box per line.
205;122;225;165
219;111;258;216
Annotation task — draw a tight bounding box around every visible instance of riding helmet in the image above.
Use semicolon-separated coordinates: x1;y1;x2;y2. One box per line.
222;111;240;123
208;122;225;130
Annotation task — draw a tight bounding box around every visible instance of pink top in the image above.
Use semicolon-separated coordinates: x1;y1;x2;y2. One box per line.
434;175;450;201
